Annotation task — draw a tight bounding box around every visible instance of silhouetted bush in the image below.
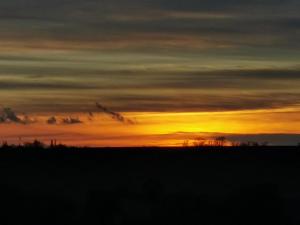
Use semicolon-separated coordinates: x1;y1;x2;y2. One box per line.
24;140;45;149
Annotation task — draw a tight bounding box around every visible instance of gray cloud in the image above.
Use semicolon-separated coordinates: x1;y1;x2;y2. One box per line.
47;116;83;125
88;112;94;121
1;68;300;91
0;0;299;115
0;0;296;19
61;117;83;125
106;92;300;112
1;66;300;113
0;0;298;51
96;102;136;124
47;116;57;125
0;107;35;124
0;80;98;90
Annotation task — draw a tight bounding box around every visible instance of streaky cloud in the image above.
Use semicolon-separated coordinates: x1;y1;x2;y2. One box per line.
95;102;136;125
88;112;94;121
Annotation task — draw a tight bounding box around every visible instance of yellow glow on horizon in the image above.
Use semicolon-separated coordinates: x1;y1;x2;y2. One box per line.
131;107;300;135
1;107;300;147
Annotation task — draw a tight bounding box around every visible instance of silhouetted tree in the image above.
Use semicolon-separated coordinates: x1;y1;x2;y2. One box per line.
261;141;269;146
193;137;206;147
1;141;9;149
24;140;45;149
239;141;269;147
182;140;189;147
231;141;241;147
214;136;226;146
240;141;259;147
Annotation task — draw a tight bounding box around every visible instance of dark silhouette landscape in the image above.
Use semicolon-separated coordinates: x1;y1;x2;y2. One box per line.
1;142;300;225
1;0;299;224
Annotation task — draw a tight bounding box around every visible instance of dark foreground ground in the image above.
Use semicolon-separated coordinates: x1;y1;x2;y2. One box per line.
0;146;300;225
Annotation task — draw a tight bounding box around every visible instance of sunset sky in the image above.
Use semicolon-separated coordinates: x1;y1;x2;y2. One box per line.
0;0;300;146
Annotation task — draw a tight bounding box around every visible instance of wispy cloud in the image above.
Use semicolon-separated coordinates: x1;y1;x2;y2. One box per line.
47;116;83;125
61;117;82;125
87;112;94;121
0;108;35;124
47;116;57;125
95;102;136;125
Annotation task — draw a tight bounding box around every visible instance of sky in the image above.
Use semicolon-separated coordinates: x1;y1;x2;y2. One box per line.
0;0;300;146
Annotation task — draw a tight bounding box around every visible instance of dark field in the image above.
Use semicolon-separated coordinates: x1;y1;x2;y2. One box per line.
1;146;300;225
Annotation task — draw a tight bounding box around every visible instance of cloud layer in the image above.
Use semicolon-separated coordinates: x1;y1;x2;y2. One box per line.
0;0;299;51
0;0;299;147
0;0;299;113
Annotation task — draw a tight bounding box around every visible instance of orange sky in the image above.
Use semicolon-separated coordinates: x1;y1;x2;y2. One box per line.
1;107;300;147
0;0;300;146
